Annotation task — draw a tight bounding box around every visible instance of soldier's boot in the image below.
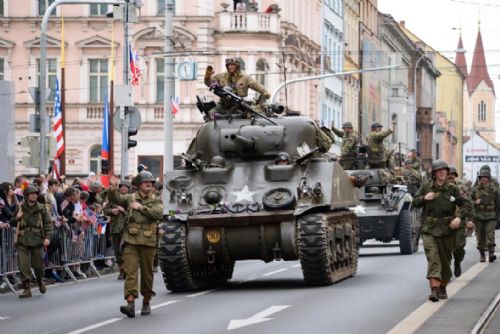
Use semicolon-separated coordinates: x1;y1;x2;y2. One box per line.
117;265;125;280
37;278;46;294
488;246;496;263
120;297;135;318
19;280;32;299
438;282;448;300
480;250;486;263
428;278;440;302
141;296;152;316
454;261;462;278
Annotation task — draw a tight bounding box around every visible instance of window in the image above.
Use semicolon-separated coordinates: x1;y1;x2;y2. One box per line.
156;58;164;102
158;0;165;15
255;58;268;88
138;155;163;182
0;58;4;80
89;145;102;174
478;101;486;122
37;58;57;101
90;4;108;16
39;0;56;16
235;57;246;71
435;143;439;160
391;114;397;143
89;59;108;102
0;0;4;16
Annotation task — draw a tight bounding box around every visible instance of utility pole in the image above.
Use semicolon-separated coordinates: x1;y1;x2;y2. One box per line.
162;0;175;207
120;0;130;180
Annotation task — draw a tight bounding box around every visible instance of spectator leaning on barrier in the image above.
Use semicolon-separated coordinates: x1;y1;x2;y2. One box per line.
11;185;53;298
108;172;163;318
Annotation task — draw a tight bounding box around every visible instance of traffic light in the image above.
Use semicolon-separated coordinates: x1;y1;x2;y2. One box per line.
128;127;138;149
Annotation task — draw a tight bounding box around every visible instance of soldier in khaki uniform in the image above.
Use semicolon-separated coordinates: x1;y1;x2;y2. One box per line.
204;58;271;99
108;172;163;318
413;160;474;302
366;122;393;169
104;180;131;279
11;185;53;298
471;169;500;263
331;121;358;170
407;149;422;172
447;166;475;277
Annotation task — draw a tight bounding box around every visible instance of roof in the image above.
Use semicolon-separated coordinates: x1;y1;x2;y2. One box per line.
467;29;495;95
463;131;500;149
455;35;468;78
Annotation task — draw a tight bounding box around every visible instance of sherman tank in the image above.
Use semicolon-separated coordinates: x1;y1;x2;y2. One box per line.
346;168;421;255
159;86;360;292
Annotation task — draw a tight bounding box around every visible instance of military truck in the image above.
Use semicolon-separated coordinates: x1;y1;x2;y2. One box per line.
159;86;360;292
346;168;421;255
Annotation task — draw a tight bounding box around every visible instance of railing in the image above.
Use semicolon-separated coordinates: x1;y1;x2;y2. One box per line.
86;105;104;119
217;11;280;34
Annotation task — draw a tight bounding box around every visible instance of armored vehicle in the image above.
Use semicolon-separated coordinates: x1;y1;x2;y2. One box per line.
346;168;420;255
159;86;360;292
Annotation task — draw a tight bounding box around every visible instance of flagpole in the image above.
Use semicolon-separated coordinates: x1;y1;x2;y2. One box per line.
109;21;115;173
60;7;66;175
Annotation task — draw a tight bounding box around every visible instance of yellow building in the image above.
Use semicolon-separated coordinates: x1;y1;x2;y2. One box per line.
343;0;360;130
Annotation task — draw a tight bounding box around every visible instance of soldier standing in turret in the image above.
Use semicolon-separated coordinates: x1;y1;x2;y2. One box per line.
447;166;475;277
108;172;163;318
413;160;474;302
331;121;358;170
471;169;500;262
11;185;53;298
366;122;393;169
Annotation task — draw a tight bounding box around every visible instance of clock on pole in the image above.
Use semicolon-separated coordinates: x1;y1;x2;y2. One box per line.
177;61;197;80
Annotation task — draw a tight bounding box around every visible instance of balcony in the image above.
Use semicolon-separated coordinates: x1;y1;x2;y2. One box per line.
217;11;280;34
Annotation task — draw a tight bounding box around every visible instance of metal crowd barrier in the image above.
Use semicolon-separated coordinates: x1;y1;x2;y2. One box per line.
1;222;115;294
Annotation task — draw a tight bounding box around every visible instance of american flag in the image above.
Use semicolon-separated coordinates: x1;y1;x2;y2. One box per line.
53;78;64;178
82;208;98;226
129;46;141;86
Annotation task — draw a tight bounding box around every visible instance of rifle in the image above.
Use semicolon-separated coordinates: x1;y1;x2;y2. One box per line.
209;84;278;125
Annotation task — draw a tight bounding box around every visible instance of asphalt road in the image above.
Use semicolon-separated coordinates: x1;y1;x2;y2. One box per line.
0;237;482;334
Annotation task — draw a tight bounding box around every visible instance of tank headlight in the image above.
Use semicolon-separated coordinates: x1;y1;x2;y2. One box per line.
204;190;222;205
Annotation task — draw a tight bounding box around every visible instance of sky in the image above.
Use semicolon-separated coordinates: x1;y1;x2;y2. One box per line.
378;0;500;142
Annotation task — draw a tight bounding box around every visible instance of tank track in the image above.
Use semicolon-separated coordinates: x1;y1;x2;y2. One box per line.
159;220;235;292
298;210;359;285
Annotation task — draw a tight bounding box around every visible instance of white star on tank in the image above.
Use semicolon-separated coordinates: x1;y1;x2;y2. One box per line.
231;185;256;203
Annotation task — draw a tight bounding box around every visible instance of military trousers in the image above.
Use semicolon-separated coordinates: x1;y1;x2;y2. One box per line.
111;233;123;266
453;227;467;264
17;244;44;281
422;233;455;282
476;219;496;251
123;243;156;300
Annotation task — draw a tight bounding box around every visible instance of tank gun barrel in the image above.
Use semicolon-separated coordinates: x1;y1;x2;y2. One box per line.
230;134;255;150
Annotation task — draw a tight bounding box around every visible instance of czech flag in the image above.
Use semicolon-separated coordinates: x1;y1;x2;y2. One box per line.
101;94;109;160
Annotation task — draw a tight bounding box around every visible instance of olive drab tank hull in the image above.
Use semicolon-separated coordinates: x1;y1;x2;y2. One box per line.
346;168;421;255
159;112;360;292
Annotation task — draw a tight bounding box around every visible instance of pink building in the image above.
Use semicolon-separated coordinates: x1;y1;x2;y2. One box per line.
1;0;323;178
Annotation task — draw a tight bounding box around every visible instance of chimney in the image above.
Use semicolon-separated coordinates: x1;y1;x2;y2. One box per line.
400;20;405;27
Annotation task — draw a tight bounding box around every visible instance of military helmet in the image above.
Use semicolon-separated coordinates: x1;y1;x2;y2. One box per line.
225;58;241;68
478;169;491;178
371;122;383;130
23;184;39;198
342;121;353;129
210;155;226;168
119;180;132;189
431;159;450;173
90;181;102;189
136;171;155;185
449;166;458;176
480;165;491;172
403;158;412;165
275;152;290;163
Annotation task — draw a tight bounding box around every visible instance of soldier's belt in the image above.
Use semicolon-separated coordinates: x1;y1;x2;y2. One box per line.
425;216;454;224
475;205;495;211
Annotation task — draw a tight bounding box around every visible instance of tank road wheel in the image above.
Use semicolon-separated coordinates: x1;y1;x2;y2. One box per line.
298;210;359;286
398;209;418;255
159;220;196;292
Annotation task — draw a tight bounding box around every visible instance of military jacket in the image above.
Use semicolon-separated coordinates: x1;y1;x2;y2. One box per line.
366;129;393;165
103;201;127;234
401;167;421;184
208;70;269;98
12;202;53;247
408;156;421;171
470;183;500;220
108;189;163;247
413;181;474;237
331;127;358;158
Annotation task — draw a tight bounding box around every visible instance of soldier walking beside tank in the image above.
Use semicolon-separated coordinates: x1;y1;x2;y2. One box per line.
471;169;499;263
447;166;475;277
331;121;358;170
108;172;163;318
413;160;474;302
104;180;131;280
366;122;393;169
11;185;53;298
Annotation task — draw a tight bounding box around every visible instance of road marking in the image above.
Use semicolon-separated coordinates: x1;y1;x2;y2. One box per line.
0;316;10;320
388;262;488;334
66;300;179;334
227;305;292;331
262;268;287;277
289;264;301;268
186;289;216;298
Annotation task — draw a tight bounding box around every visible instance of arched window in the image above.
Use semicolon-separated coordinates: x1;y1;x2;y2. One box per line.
89;145;102;174
478;101;486;122
255;58;268;87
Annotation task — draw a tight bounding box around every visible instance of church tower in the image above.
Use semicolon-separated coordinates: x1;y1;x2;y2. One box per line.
463;25;496;142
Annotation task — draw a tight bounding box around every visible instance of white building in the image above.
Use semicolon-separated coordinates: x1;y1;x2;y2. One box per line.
462;132;500;182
